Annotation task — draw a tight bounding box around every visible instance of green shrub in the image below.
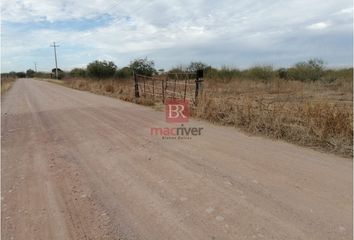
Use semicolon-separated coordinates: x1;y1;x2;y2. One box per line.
278;68;288;79
130;58;156;76
204;67;219;79
16;72;26;78
246;65;274;80
87;60;117;79
1;72;19;78
220;67;242;80
26;69;35;78
115;67;133;79
70;68;86;78
288;58;325;81
186;61;209;72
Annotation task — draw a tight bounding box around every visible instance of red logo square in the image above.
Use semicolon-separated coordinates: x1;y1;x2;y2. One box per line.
165;99;189;123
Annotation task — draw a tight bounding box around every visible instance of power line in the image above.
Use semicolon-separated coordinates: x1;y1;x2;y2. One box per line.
50;42;60;79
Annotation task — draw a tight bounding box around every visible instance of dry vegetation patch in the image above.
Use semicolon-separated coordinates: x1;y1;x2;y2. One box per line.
192;78;352;157
60;77;352;157
1;77;16;94
64;78;134;102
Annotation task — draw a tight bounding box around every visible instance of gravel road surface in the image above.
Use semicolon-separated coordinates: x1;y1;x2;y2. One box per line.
1;79;352;239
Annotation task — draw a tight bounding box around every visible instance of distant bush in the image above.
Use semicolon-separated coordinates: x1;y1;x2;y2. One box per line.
34;72;51;78
1;72;17;78
334;68;353;79
278;68;288;79
246;65;274;80
323;68;353;82
288;58;325;81
130;58;156;76
115;67;133;79
168;66;185;74
26;69;35;78
320;68;353;83
186;62;209;72
70;68;86;78
16;72;26;78
87;60;117;79
219;67;242;80
203;67;218;79
8;71;17;77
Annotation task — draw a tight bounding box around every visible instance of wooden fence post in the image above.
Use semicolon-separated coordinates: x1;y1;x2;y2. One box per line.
152;77;155;101
143;77;146;95
164;75;169;102
183;77;187;101
134;72;140;98
195;69;204;99
173;77;177;100
162;78;165;103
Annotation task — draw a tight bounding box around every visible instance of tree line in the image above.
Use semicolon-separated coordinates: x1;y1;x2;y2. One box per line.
2;58;352;82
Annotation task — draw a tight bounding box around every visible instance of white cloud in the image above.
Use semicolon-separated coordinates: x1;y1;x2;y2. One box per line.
1;0;353;72
307;22;331;30
336;7;353;14
1;0;116;22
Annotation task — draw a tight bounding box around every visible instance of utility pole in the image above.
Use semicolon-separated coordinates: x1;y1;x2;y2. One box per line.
50;42;59;79
34;62;37;72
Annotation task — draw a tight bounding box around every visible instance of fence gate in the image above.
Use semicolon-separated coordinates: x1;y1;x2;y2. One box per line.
134;70;203;103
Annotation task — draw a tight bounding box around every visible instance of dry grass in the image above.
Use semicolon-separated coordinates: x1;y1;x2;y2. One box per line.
61;77;353;157
64;78;163;107
64;78;136;102
192;78;353;157
1;77;16;94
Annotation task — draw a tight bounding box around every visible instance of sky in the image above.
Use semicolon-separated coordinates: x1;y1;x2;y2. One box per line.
1;0;353;72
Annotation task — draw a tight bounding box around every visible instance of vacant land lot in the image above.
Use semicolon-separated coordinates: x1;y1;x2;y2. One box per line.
2;78;352;239
197;78;353;157
62;76;353;157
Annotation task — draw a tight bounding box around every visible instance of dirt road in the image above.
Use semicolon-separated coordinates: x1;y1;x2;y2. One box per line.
1;78;352;240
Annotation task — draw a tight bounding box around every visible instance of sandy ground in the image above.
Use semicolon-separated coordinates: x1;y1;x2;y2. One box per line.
1;78;352;240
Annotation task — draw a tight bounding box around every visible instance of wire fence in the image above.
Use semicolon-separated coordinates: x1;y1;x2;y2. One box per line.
134;71;203;103
132;72;352;118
